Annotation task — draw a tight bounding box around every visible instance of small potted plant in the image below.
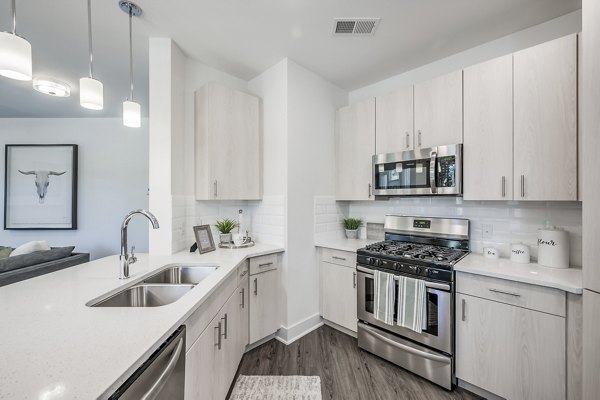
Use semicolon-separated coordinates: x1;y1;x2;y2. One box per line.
343;218;362;239
215;218;239;245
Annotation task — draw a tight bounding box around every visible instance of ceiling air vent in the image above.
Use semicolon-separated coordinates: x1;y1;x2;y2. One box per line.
333;18;380;36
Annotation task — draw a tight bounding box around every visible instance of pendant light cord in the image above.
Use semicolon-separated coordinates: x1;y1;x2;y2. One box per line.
87;0;94;78
11;0;16;34
129;7;134;101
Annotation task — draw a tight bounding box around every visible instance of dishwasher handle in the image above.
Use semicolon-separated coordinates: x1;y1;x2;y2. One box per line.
140;338;184;400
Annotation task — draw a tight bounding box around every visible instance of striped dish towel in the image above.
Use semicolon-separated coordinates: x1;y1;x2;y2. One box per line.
397;275;427;333
373;270;395;325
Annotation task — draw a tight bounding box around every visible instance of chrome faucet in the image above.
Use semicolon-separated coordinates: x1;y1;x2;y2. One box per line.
119;209;160;279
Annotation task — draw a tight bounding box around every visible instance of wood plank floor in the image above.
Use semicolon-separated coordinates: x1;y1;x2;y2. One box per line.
231;325;482;400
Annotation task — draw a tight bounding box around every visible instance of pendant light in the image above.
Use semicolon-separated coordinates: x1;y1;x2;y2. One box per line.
0;0;32;81
80;0;103;110
120;1;142;128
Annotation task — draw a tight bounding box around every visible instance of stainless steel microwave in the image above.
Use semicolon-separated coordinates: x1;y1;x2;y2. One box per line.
372;144;462;196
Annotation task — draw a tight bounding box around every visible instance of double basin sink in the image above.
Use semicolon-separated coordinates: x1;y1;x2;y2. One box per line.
89;265;218;308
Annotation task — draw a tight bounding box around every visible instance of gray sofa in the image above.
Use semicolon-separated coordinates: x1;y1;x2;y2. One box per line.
0;247;90;287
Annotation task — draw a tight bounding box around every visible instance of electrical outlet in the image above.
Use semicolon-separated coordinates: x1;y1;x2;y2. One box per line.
482;223;493;239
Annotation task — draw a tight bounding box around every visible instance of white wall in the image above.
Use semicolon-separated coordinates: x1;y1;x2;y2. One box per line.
0;118;149;259
350;10;582;102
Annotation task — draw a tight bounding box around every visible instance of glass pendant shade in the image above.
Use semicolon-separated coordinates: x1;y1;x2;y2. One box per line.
123;100;141;128
0;31;32;81
80;77;104;110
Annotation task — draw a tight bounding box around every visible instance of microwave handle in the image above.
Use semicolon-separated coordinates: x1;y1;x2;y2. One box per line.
430;150;437;194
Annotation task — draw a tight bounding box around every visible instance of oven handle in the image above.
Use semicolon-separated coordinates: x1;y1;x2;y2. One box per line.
361;324;450;364
356;265;451;291
430;149;438;194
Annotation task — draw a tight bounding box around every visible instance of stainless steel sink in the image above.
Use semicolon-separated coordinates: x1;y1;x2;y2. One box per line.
91;284;196;307
143;265;218;285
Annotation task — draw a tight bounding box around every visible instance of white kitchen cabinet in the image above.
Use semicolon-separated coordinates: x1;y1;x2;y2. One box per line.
375;86;414;154
463;54;513;200
320;260;357;332
249;255;280;343
456;284;567;399
195;82;261;200
414;70;463;149
335;98;376;201
185;308;221;400
514;34;578;201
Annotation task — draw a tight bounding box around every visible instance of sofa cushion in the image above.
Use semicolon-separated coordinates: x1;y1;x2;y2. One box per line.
0;247;12;259
10;241;51;257
0;247;75;273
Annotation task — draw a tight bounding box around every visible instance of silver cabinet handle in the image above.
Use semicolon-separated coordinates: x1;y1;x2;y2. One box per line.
240;269;248;278
140;338;184;400
353;271;357;288
520;175;525;198
501;176;506;198
258;262;273;267
254;277;258;295
240;288;245;308
332;256;346;261
215;322;222;350
429;150;437;194
368;183;372;198
418;130;422;147
214;180;218;198
489;288;521;297
405;132;410;149
221;313;228;339
461;299;466;322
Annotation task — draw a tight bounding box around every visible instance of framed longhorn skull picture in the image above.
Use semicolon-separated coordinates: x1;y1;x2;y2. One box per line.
4;145;78;230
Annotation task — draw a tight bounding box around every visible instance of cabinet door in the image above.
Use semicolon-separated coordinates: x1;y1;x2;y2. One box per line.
335;98;376;201
456;294;566;400
463;55;513;200
514;34;578;201
583;290;600;400
375;87;414;154
249;269;280;343
185;314;220;400
216;290;242;400
320;261;357;332
414;70;463;149
237;277;249;359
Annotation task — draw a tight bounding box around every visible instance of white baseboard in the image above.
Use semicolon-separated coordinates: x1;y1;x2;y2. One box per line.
457;379;505;400
276;313;323;345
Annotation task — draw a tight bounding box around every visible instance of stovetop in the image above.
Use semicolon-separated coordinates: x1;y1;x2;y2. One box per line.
360;240;468;265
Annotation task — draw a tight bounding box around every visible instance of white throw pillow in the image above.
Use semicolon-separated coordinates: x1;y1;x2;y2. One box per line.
10;241;51;257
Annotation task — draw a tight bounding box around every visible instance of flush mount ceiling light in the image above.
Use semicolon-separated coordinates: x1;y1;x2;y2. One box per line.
0;0;33;81
120;1;142;128
80;0;103;110
32;78;70;97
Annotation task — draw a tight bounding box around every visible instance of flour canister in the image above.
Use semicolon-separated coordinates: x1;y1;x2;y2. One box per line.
537;227;570;269
510;243;531;264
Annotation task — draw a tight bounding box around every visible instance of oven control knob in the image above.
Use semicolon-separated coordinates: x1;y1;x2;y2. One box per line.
365;257;372;265
393;263;400;270
375;259;383;267
415;266;422;274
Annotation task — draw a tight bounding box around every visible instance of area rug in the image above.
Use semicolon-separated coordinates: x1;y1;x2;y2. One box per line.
229;375;322;400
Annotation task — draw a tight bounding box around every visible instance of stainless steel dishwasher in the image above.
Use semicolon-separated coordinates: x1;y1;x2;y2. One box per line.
109;326;186;400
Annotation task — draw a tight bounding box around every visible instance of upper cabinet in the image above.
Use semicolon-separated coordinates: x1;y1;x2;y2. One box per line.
513;34;578;201
375;86;414;154
463;54;513;200
195;83;262;200
336;98;376;201
414;70;463;149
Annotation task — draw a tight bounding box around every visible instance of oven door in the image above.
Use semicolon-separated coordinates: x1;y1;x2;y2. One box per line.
356;266;453;355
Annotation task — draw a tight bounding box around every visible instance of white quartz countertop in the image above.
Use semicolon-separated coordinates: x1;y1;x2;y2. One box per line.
0;244;284;400
455;253;583;294
314;237;377;253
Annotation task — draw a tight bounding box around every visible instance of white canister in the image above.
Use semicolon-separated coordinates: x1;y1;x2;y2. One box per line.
537;227;570;269
510;243;531;264
483;247;500;260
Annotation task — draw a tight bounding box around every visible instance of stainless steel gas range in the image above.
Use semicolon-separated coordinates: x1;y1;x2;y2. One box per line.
356;215;469;390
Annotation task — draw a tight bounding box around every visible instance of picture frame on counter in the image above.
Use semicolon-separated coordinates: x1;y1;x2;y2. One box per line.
194;224;215;254
4;144;78;230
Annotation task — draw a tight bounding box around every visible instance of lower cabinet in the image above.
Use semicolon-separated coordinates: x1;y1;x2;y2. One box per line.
320;260;357;332
456;285;567;399
249;268;280;343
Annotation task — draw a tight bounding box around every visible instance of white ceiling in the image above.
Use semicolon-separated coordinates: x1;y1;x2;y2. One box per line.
0;0;581;118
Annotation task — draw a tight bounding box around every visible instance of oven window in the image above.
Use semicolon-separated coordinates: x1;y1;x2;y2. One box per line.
365;276;374;314
374;159;431;190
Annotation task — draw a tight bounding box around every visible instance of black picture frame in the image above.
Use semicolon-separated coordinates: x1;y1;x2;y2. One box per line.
4;144;78;230
193;225;215;254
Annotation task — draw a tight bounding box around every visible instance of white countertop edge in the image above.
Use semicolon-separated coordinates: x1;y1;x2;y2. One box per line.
455;254;583;294
314;238;377;253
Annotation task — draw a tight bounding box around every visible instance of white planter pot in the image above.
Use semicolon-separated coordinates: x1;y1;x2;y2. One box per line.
219;233;232;244
345;229;359;239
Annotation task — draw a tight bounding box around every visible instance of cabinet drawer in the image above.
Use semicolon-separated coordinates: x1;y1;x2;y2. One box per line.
237;262;249;284
456;272;566;317
320;248;355;268
249;254;278;275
